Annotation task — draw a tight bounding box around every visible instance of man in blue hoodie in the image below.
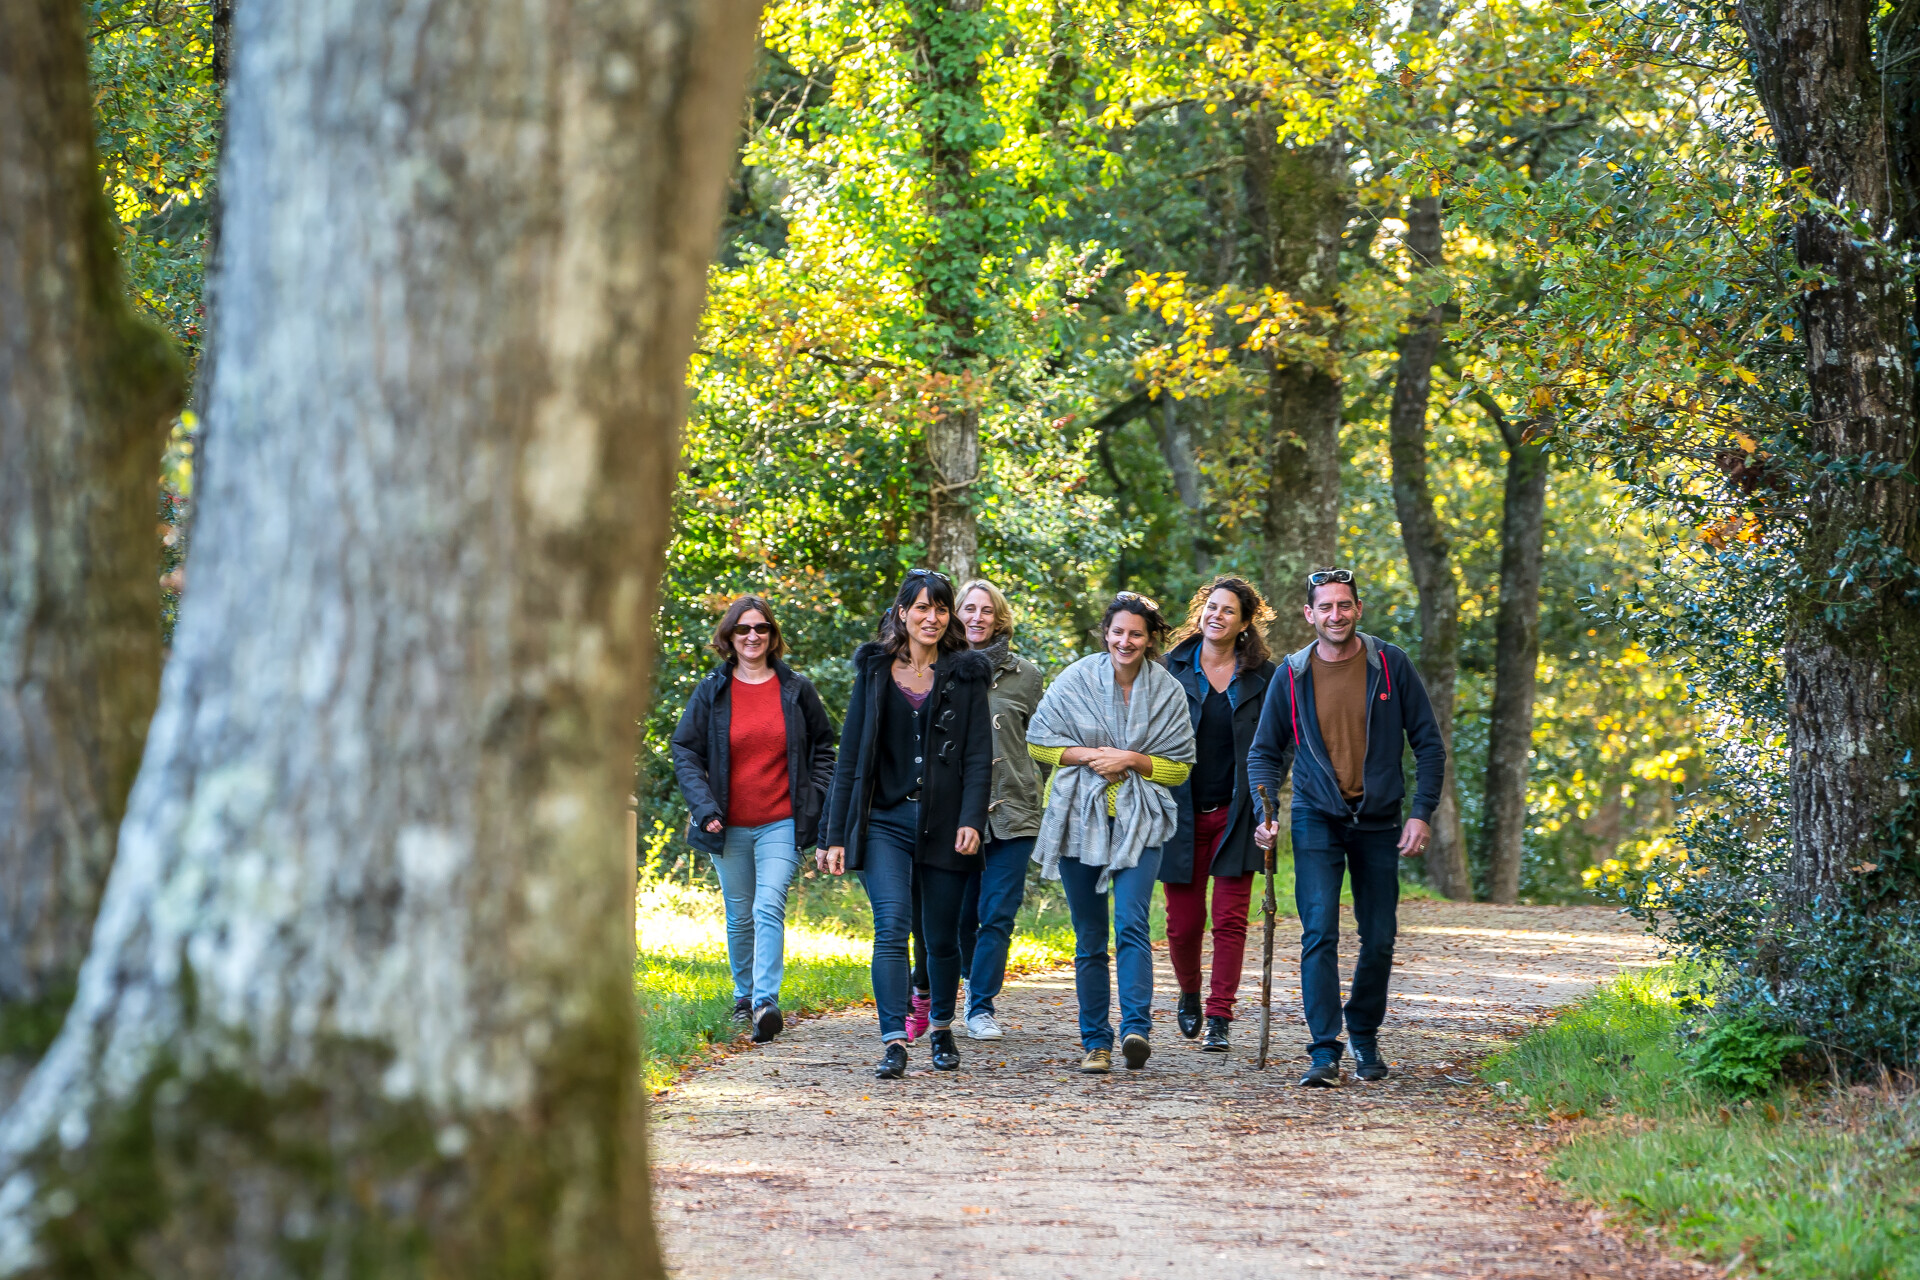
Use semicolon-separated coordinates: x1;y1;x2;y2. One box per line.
1248;568;1446;1087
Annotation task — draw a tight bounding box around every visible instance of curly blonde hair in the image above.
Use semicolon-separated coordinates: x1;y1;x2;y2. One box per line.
1169;577;1276;671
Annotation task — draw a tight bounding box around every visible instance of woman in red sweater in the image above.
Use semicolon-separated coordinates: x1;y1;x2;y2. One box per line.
670;596;837;1043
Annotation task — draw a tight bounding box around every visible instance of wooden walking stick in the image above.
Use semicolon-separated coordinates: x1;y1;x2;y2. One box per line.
1255;784;1279;1070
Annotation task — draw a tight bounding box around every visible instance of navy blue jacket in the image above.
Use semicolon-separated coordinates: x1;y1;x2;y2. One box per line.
1159;636;1277;884
1246;633;1446;830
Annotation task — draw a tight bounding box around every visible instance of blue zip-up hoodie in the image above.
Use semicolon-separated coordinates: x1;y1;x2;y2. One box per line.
1245;633;1446;830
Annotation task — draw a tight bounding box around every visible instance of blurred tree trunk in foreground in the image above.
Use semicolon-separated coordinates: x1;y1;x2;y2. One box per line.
0;0;757;1273
0;0;183;1102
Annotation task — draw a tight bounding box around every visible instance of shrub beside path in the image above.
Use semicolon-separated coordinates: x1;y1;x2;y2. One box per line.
652;901;1699;1279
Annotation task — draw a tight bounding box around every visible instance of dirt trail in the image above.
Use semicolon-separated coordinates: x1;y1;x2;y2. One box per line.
652;902;1694;1280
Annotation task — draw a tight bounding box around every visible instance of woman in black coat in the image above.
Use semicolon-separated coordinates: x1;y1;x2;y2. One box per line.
670;595;837;1044
818;569;993;1079
1159;577;1278;1053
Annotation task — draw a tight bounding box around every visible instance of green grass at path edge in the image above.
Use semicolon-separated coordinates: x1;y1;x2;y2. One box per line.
1483;968;1920;1280
637;847;1438;1091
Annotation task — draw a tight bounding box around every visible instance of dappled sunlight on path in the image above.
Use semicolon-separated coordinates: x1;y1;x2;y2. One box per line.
653;902;1691;1279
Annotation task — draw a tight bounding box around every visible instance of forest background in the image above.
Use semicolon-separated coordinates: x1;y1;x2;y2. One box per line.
101;0;1718;905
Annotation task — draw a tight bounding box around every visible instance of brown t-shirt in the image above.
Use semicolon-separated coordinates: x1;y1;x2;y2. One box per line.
1311;647;1368;800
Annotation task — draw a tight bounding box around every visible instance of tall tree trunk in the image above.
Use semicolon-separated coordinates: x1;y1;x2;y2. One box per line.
911;0;988;582
1738;0;1920;904
1154;395;1210;572
1482;419;1550;905
1387;193;1470;900
1244;123;1345;643
0;0;184;1100
0;0;758;1272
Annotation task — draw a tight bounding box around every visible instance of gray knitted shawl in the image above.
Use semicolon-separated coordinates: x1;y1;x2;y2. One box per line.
1028;653;1195;890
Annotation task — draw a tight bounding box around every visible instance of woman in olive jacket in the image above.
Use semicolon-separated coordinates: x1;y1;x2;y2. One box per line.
1160;577;1278;1053
671;595;837;1044
818;569;993;1079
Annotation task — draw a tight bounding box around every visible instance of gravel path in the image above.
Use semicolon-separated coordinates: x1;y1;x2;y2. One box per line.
652;901;1696;1280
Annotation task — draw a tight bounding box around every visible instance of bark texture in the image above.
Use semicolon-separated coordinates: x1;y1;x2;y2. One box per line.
911;0;987;583
1245;126;1345;644
0;0;758;1274
1386;193;1470;900
1481;427;1549;905
1154;395;1210;572
1737;0;1920;903
0;0;184;1090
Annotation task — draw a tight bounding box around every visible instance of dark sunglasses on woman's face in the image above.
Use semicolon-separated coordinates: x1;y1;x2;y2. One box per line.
731;623;774;637
1306;568;1354;588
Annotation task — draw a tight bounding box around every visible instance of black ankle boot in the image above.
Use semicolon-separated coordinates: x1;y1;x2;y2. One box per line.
1177;992;1203;1039
929;1027;960;1071
1201;1015;1231;1052
873;1042;909;1079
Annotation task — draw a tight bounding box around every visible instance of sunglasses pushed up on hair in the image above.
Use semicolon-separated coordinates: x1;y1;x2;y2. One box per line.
1306;568;1354;588
1114;590;1160;612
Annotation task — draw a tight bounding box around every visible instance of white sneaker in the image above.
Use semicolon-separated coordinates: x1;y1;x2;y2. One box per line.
966;1012;1003;1040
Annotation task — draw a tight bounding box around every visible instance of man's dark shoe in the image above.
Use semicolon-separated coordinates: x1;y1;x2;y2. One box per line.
873;1041;909;1079
1299;1057;1342;1088
1177;992;1203;1039
1121;1033;1152;1070
1352;1042;1388;1081
1201;1015;1231;1053
929;1027;960;1071
751;1000;783;1044
730;996;752;1026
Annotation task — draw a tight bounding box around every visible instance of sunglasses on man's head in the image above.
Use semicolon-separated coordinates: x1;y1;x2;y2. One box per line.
1115;590;1160;612
1306;569;1354;588
731;622;774;637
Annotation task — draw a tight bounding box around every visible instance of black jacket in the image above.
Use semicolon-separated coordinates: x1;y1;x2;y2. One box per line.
820;642;993;873
1159;636;1277;884
1246;633;1446;830
670;660;838;853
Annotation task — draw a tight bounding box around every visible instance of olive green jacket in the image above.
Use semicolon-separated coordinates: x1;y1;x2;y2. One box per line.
981;639;1046;841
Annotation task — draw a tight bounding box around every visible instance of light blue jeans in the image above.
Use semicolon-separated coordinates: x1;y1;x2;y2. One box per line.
711;818;800;1005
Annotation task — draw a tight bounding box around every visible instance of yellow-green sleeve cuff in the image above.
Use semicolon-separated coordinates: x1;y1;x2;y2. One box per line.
1147;755;1191;786
1028;744;1065;768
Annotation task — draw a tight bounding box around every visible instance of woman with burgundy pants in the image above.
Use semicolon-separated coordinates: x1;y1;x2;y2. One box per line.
671;595;837;1045
1160;577;1277;1052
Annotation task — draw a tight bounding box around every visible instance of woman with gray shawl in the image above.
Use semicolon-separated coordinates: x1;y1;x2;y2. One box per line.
1028;593;1195;1074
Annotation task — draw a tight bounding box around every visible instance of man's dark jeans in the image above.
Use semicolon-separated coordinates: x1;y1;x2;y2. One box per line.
1292;810;1400;1059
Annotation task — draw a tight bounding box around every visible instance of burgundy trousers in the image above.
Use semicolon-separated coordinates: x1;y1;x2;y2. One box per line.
1163;805;1255;1019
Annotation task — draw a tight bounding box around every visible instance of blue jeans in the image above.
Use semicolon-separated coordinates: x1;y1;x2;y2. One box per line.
711;818;800;1005
960;836;1035;1019
1293;812;1401;1059
858;802;966;1041
1057;845;1162;1050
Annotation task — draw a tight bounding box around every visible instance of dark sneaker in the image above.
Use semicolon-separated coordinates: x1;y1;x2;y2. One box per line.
873;1041;909;1080
1079;1047;1112;1074
1299;1057;1342;1088
751;1001;783;1044
1352;1042;1388;1081
1121;1033;1151;1070
929;1027;960;1071
1202;1016;1231;1053
730;996;752;1026
1177;992;1203;1039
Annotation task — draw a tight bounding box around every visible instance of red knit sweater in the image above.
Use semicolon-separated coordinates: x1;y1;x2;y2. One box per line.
725;675;792;827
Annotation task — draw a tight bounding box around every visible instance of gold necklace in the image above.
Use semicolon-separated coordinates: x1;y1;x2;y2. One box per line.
903;653;933;679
